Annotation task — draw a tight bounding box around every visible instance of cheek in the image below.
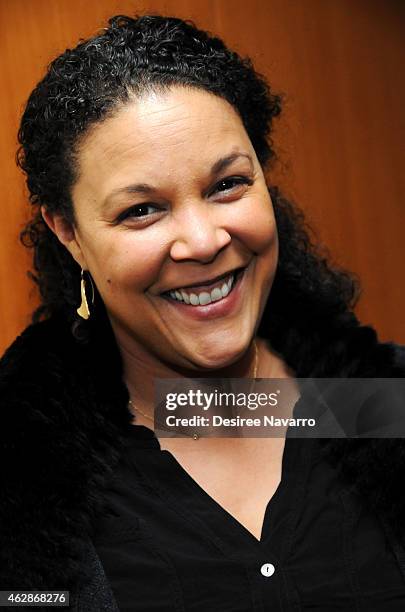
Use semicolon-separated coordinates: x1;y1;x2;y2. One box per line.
233;197;277;254
254;210;278;254
84;234;164;299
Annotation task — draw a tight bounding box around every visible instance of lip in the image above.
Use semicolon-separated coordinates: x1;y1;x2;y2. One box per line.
159;264;249;321
160;266;243;295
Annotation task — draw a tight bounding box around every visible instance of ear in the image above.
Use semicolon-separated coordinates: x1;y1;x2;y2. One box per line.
41;206;87;269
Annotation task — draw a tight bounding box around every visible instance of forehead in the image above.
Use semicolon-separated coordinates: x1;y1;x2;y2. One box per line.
71;87;256;213
75;87;252;179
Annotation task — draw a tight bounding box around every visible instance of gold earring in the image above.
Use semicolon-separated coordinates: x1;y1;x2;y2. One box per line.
76;269;95;320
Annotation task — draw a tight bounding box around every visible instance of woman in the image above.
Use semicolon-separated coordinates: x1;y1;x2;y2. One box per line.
1;13;404;612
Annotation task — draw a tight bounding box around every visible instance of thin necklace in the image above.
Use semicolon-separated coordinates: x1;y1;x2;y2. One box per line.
128;339;259;440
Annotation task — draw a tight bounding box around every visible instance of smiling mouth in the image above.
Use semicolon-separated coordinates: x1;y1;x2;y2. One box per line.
161;267;246;307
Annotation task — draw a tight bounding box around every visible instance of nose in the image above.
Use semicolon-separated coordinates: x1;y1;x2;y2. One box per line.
169;205;232;263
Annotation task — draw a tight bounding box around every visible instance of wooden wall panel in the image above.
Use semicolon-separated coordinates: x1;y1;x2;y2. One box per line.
1;0;404;354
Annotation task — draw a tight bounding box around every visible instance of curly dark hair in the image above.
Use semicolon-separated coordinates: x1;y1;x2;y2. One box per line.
17;13;360;359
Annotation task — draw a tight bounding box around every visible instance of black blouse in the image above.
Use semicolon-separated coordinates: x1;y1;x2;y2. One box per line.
93;425;405;611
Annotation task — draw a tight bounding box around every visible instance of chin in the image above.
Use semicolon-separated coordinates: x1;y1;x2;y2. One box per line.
189;339;251;372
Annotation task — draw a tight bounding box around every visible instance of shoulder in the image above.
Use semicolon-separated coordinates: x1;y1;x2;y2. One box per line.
0;315;79;404
393;344;405;369
0;314;127;593
1;314;72;368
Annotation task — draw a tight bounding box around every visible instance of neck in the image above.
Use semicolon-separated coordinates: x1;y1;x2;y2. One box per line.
113;327;259;419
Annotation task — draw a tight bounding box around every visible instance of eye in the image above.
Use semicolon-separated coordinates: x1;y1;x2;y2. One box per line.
116;204;161;222
211;176;253;196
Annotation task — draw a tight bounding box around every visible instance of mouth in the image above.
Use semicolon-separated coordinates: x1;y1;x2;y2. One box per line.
161;266;246;307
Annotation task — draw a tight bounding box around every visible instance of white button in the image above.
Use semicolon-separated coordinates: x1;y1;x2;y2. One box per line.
260;563;275;577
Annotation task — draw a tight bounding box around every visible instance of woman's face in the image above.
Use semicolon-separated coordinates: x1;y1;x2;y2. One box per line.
51;87;278;370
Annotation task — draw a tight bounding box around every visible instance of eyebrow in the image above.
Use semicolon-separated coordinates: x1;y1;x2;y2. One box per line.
103;152;254;206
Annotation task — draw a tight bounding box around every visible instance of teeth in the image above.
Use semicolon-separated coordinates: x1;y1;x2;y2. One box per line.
210;287;222;301
221;282;229;297
198;291;212;306
167;272;237;306
181;291;190;304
